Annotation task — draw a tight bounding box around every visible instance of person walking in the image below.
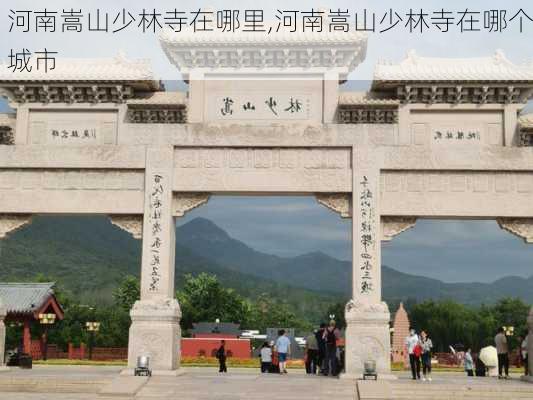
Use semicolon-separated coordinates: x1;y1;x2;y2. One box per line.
322;320;340;377
521;335;529;376
275;330;291;374
316;323;326;374
260;342;272;373
420;330;433;381
464;348;474;377
495;327;509;379
305;330;320;374
405;329;421;380
216;340;227;373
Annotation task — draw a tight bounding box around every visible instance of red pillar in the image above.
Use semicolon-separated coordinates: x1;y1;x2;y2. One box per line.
80;343;86;359
23;319;31;354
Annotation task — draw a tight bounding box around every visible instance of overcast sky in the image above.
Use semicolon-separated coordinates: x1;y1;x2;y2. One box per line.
1;1;532;283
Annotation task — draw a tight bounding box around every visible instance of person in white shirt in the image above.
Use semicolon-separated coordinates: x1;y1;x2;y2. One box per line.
260;342;272;373
405;329;421;380
275;330;291;374
521;335;529;376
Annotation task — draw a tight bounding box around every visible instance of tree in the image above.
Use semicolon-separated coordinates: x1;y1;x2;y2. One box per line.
176;273;252;331
112;275;140;312
248;293;312;334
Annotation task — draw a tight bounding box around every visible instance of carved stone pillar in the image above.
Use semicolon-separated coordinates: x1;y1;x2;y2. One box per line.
0;214;32;239
127;146;181;375
344;149;392;378
109;215;143;239
497;218;533;243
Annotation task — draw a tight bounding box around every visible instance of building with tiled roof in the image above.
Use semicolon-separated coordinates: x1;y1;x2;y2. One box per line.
0;282;64;356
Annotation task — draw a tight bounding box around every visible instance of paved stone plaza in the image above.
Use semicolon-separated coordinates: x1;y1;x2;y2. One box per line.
1;366;533;400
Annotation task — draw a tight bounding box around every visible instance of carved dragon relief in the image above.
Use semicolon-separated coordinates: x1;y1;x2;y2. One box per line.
0;214;32;239
497;218;533;244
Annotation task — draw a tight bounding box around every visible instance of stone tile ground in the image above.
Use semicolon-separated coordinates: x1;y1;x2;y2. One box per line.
1;366;533;400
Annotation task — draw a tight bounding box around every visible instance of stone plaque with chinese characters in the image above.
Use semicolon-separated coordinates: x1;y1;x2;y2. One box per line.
27;111;118;145
209;93;312;121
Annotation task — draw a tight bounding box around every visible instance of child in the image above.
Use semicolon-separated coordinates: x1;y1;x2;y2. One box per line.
260;342;272;373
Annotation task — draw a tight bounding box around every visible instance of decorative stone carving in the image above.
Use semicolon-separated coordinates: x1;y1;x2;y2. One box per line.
128;299;182;373
109;215;143;239
173;193;210;217
127;107;187;124
344;299;391;378
381;217;417;242
345;299;390;319
519;115;533;147
338;107;398;124
0;214;32;239
160;28;368;75
0;126;13;145
4;84;138;104
0;114;15;145
497;218;533;243
393;85;530;105
316;193;351;218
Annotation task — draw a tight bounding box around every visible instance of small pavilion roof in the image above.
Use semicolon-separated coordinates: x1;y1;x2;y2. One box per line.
0;282;64;319
374;50;533;84
0;53;160;90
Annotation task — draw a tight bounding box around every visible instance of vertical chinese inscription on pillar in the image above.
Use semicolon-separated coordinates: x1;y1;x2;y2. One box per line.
149;174;164;292
359;175;375;295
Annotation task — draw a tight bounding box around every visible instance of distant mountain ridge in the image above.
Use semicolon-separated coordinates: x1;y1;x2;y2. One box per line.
176;217;533;305
0;216;531;308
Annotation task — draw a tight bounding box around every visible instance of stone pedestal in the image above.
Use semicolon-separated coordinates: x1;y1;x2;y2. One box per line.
127;299;181;374
344;299;392;379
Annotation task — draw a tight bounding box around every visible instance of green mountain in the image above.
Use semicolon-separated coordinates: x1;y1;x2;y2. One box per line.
177;217;533;305
0;215;531;314
0;216;338;322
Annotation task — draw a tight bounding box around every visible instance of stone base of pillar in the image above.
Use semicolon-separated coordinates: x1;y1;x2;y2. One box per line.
522;375;533;383
343;299;392;380
127;299;182;374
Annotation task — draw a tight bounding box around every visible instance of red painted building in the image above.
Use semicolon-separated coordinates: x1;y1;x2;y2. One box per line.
181;322;251;359
0;282;64;357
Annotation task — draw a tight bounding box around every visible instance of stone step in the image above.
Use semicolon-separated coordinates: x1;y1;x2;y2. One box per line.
0;377;109;393
391;383;533;400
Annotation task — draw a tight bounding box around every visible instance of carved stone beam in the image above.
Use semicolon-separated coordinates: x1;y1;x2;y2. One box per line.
497;218;533;244
381;217;417;242
173;193;211;217
315;193;351;218
0;214;32;239
109;215;143;239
